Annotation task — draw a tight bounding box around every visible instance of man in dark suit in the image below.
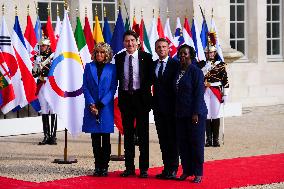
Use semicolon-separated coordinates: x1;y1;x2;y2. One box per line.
115;30;153;178
152;38;179;179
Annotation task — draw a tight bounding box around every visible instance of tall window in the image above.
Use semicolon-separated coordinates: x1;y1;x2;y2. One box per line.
92;0;117;32
230;0;246;55
267;0;282;56
38;0;65;27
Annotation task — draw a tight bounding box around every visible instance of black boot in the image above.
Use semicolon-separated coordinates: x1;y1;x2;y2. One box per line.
38;114;50;145
49;114;57;145
212;118;220;147
205;119;213;147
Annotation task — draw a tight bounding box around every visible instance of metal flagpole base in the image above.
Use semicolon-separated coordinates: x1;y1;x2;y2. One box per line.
110;155;125;161
53;157;78;164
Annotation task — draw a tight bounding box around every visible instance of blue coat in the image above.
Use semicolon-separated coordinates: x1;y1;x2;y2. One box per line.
175;64;207;118
82;62;117;133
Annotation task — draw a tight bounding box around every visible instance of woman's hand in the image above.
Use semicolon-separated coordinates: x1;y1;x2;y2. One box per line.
192;114;199;125
90;104;99;115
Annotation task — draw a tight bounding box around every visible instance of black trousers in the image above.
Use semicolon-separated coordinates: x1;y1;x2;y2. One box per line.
154;111;179;172
121;91;149;171
176;116;206;176
91;133;111;169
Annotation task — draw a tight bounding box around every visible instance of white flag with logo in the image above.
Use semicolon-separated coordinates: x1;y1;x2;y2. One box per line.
44;11;84;136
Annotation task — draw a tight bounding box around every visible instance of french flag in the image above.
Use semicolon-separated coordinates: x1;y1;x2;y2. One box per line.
11;16;40;112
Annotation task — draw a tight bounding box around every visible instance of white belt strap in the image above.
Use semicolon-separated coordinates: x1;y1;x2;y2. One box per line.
209;82;222;87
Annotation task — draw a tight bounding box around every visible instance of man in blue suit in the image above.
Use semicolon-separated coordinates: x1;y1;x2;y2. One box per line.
152;38;179;180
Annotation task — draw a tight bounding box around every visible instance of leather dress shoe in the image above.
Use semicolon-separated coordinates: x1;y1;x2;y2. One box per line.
193;176;202;183
100;168;108;177
178;173;190;181
93;168;101;177
120;170;136;177
139;170;148;178
164;170;177;180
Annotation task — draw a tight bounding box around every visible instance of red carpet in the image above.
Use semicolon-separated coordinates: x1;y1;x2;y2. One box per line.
1;153;284;189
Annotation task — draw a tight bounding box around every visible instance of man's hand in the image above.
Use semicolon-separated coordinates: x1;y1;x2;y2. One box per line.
192;114;199;126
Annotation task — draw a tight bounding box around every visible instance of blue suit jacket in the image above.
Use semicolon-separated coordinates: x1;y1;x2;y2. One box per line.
175;64;207;118
152;58;178;115
82;62;117;133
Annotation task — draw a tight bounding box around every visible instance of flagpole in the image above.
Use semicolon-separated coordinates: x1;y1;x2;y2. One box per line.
53;0;77;164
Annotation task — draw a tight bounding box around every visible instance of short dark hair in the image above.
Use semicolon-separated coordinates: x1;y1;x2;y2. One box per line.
177;44;196;60
123;30;139;41
155;38;169;47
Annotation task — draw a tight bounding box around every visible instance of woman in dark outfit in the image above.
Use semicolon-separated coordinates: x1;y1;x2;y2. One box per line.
82;42;117;177
174;44;208;183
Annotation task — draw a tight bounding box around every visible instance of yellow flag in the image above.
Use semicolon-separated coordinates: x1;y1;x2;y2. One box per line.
93;15;104;43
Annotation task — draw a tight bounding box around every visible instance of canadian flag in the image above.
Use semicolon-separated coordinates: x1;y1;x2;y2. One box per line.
24;15;37;62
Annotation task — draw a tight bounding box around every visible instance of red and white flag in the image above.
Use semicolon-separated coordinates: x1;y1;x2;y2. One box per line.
24;15;37;62
183;17;195;49
0;16;26;110
54;15;61;42
164;18;177;58
84;16;94;54
43;16;57;52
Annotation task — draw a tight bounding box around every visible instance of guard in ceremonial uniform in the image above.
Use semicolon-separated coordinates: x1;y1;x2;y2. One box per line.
32;38;57;145
203;32;229;147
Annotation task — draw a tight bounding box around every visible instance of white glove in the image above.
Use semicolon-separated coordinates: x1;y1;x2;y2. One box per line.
222;95;228;105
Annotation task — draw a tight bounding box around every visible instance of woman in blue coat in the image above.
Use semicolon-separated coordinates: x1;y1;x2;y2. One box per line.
82;42;117;177
175;44;208;183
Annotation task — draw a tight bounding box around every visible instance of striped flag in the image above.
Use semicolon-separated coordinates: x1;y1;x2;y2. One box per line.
191;18;206;61
174;17;185;48
164;17;177;58
210;17;224;61
54;15;62;41
44;16;57;52
93;15;104;44
157;16;165;38
84;16;94;54
132;16;140;36
183;17;195;49
139;18;152;54
11;16;40;112
24;15;37;62
34;16;42;43
148;17;159;60
45;11;85;136
74;17;92;66
0;49;16;114
0;16;26;111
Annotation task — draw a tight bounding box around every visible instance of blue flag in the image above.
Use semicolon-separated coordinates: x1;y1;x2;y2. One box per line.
191;18;206;61
103;17;112;45
200;19;208;50
34;16;42;42
110;9;125;55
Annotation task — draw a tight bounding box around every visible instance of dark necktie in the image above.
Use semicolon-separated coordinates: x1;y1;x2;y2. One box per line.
158;61;164;80
128;55;134;92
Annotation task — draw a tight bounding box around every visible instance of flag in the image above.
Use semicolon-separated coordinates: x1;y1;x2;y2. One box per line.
173;17;185;48
110;9;125;55
191;18;206;61
132;16;140;36
210;17;224;61
45;11;85;136
74;17;92;66
110;8;125;133
24;15;37;62
148;17;159;60
124;17;130;31
11;16;40;111
164;17;177;58
183;17;195;49
0;16;26;111
93;15;104;44
43;16;57;52
84;16;94;54
200;18;209;50
54;15;62;41
157;16;165;38
34;16;42;43
103;16;112;44
0;49;16;113
139;18;152;54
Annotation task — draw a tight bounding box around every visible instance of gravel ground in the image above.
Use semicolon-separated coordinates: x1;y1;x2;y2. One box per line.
0;105;284;188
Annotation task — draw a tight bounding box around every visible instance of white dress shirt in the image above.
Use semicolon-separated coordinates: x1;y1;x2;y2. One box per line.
155;56;169;78
123;50;140;90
